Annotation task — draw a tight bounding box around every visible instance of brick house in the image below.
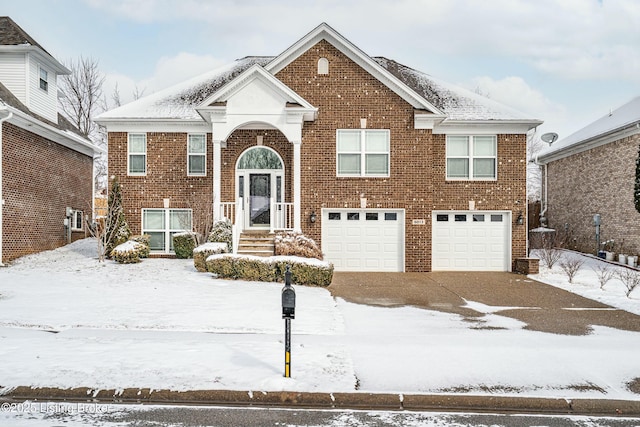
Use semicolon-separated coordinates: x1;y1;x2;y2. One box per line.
97;23;541;272
536;96;640;257
0;17;100;264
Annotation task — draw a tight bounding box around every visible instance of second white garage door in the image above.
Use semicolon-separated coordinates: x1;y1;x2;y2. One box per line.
432;211;510;271
321;209;404;272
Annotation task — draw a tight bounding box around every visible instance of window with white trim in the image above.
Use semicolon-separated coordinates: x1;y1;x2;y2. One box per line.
337;129;390;177
188;134;206;176
142;208;192;253
128;133;146;175
39;67;48;92
71;210;83;231
446;135;497;180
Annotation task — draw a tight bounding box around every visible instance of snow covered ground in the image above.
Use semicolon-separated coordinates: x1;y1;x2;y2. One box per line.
0;239;638;400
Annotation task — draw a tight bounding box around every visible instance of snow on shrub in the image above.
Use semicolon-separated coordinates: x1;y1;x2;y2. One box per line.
205;254;333;286
208;219;232;252
172;231;198;259
275;231;323;260
129;235;150;258
111;240;147;264
193;242;228;272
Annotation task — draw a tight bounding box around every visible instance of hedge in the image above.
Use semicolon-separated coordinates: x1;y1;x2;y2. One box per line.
130;235;150;258
111;240;148;264
205;254;333;286
193;242;229;272
172;232;197;259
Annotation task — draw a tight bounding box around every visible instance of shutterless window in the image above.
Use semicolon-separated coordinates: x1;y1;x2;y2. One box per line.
337;129;390;177
39;67;48;92
142;208;192;252
188;134;206;176
71;210;83;231
366;212;378;221
436;214;449;222
385;212;397;221
446;135;497;180
328;212;341;220
128;133;146;175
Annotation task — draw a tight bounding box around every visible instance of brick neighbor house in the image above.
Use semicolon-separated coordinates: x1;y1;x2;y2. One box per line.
0;17;100;264
96;23;541;272
536;96;640;257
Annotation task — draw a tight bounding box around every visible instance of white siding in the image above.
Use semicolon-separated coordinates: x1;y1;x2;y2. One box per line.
0;52;27;104
27;53;58;123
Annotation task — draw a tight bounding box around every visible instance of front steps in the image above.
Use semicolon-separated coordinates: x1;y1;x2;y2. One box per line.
237;231;275;257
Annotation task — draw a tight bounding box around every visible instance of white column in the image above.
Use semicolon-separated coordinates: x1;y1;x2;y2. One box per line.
0;109;13;267
292;140;302;232
213;139;222;222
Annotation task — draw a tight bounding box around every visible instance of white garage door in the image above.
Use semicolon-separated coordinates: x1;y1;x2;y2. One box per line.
322;209;404;272
432;211;510;271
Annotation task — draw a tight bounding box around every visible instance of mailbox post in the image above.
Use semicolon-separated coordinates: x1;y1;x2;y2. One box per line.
281;265;295;378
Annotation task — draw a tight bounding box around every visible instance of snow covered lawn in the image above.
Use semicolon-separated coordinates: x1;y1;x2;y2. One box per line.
0;239;639;400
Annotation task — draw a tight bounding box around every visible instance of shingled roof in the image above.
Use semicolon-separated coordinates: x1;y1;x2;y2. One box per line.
0;16;48;53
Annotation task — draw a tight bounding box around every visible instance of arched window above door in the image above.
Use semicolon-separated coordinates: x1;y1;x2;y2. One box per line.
237;146;283;170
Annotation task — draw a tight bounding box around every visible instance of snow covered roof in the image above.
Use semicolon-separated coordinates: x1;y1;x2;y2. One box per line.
537;96;640;164
97;24;540;130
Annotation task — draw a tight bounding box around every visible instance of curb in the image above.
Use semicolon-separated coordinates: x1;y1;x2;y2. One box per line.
2;387;640;417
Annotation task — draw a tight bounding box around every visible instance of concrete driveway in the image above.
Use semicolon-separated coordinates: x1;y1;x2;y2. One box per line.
329;272;640;335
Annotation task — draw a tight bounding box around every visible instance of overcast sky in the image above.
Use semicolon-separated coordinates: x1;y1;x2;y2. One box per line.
4;0;640;139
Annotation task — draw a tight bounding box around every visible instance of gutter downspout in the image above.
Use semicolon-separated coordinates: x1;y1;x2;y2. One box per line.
0;106;14;266
534;153;548;227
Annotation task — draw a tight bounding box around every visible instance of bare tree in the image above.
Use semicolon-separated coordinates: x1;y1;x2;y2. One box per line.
59;56;107;193
615;269;640;298
531;229;566;269
559;256;584;283
593;264;615;289
133;85;146;101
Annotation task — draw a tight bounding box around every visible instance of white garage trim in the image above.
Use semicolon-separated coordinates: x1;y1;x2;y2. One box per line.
432;210;512;272
321;208;405;272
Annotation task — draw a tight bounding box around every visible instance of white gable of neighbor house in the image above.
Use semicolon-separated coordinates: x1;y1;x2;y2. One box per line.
198;64;317;142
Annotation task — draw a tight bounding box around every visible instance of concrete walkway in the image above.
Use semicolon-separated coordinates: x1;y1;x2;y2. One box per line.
330;272;640;335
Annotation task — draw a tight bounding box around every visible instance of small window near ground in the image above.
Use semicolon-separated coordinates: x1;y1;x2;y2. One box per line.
436;214;449;222
491;214;503;222
385;212;398;221
472;214;485;222
455;214;467;222
71;210;83;231
328;212;341;220
366;212;379;221
347;212;360;221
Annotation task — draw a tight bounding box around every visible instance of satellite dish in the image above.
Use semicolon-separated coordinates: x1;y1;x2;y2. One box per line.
541;132;559;144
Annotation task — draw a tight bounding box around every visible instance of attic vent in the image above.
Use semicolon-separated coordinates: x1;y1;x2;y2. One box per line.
318;57;329;75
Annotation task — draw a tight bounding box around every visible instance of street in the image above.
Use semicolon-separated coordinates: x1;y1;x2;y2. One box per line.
2;402;640;427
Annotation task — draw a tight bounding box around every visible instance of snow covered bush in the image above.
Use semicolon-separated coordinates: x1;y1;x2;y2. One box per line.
593;264;614;289
193;242;228;272
208;219;232;252
275;231;323;260
111;240;146;264
172;231;198;259
130;235;150;258
205;254;333;286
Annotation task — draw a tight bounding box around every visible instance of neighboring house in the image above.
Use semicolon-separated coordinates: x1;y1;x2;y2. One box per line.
96;23;541;272
0;17;100;264
536;96;640;256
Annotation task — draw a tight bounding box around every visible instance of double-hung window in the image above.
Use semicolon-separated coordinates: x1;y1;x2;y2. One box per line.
128;133;146;175
39;67;48;92
337;129;390;177
188;134;206;176
71;210;83;231
446;135;497;180
142;208;192;253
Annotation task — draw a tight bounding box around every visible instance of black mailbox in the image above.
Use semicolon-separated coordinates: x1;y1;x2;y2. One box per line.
282;266;295;319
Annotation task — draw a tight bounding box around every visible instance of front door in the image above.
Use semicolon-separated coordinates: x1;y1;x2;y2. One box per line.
249;173;271;227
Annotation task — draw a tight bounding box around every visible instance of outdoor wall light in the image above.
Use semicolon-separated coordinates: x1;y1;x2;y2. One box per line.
309;211;317;223
516;211;524;226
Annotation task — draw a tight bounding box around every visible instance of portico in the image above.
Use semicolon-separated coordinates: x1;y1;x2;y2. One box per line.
196;64;316;243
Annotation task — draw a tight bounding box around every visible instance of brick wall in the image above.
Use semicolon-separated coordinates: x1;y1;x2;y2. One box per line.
107;40;528;271
2;121;94;262
547;134;640;256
